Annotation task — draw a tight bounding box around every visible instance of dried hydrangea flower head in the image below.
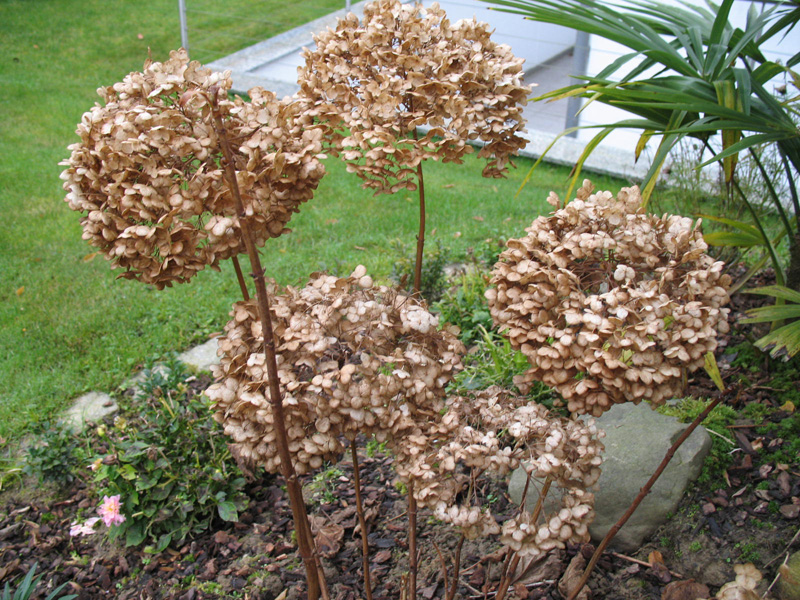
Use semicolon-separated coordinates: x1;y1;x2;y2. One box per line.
298;0;529;194
393;386;603;557
487;181;731;415
61;49;325;289
207;266;465;474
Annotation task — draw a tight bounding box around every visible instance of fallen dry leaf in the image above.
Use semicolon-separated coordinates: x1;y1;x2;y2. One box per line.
15;286;24;296
558;553;589;600
661;579;710;600
473;215;484;222
309;515;344;559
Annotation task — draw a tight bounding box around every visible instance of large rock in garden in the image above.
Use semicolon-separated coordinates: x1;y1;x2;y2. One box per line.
509;402;712;552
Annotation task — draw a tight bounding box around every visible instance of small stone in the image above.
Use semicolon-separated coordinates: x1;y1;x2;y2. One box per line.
780;504;800;519
61;391;118;432
178;338;220;372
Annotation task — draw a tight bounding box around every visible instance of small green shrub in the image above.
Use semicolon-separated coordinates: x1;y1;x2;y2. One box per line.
24;421;90;486
307;465;344;505
454;326;554;407
390;238;450;302
433;269;493;345
91;360;247;551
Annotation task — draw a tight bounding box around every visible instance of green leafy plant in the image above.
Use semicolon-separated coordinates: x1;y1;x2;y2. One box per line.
307;465;344;505
742;285;800;358
487;0;800;357
433;269;493;344
24;420;90;486
90;360;247;551
2;563;76;600
455;325;533;391
391;238;451;303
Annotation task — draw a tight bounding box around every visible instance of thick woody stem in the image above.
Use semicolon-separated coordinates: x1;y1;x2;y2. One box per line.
496;475;552;600
351;440;374;600
408;482;418;600
210;97;323;600
413;161;427;296
566;394;728;600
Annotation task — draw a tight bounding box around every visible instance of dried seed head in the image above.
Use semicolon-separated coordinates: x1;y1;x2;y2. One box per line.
207;267;465;474
61;49;325;288
298;0;529;195
488;181;731;415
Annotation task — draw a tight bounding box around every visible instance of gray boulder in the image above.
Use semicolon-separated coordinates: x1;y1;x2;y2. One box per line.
509;402;712;552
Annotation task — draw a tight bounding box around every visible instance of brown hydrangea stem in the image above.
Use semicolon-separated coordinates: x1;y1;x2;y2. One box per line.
231;256;250;301
408;481;418;599
351;440;374;600
496;475;552;600
413;161;427;296
566;393;729;600
445;534;466;600
209;96;324;600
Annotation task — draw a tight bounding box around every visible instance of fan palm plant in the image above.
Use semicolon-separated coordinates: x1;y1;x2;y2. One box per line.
485;0;800;354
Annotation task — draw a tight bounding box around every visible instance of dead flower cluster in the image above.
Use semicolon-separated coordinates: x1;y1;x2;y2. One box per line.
206;266;465;474
61;49;325;288
487;181;731;415
298;0;529;194
393;386;603;557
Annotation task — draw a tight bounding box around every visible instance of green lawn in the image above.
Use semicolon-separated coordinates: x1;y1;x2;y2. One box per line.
0;0;627;442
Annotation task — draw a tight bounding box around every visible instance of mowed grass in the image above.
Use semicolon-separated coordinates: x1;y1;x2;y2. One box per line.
0;0;626;441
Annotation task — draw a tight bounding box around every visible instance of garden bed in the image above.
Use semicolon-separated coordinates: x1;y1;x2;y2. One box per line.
1;275;798;600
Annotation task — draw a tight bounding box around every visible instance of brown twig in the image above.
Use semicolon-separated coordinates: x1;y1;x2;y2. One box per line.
446;534;467;600
495;474;552;600
210;95;323;600
231;256;250;300
609;552;684;578
566;391;732;600
433;541;450;598
351;440;374;600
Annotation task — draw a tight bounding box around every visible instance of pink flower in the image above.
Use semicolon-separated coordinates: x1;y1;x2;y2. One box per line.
69;517;100;537
97;495;126;527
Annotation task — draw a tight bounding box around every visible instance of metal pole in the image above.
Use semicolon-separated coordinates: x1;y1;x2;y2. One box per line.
178;0;190;55
565;30;590;137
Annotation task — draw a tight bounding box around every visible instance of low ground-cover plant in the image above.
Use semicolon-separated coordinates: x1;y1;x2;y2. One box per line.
77;360;248;551
24;421;91;487
433;269;494;345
